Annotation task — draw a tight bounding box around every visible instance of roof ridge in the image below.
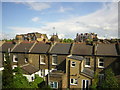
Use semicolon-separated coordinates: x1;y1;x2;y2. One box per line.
29;42;37;52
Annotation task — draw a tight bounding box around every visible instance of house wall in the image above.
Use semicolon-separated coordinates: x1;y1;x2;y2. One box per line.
96;57;117;73
49;75;63;89
28;54;48;69
10;53;29;66
49;54;67;71
23;73;35;82
66;57;92;88
83;56;94;71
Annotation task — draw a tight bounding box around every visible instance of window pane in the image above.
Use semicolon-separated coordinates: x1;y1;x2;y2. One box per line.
71;79;73;84
99;63;104;66
74;79;78;84
86;58;90;65
53;56;57;64
71;62;76;67
83;80;85;89
86;80;89;89
100;59;104;62
54;82;57;88
41;55;45;63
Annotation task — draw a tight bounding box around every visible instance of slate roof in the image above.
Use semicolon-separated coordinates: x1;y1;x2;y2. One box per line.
50;43;72;54
96;44;117;56
21;64;39;75
72;44;93;55
67;55;84;61
30;42;50;53
0;42;15;52
82;68;94;78
12;42;34;53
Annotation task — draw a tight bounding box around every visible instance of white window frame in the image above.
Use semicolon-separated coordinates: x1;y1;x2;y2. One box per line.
71;61;76;67
25;58;28;63
12;65;17;70
85;58;91;67
49;81;58;89
4;54;6;61
40;55;45;64
52;54;57;65
40;69;45;77
82;80;89;89
31;74;35;82
98;58;104;68
70;78;78;85
13;54;18;62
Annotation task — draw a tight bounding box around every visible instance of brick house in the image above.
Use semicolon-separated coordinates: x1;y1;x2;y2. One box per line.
0;41;120;89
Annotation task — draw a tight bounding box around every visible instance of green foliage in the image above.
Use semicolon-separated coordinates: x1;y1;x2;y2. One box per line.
30;74;44;88
90;72;99;89
12;67;31;88
63;38;73;43
101;68;119;88
41;85;53;90
2;53;14;88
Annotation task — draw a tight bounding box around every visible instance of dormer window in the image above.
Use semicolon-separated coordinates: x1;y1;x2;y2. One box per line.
13;54;18;62
40;55;45;64
52;55;57;65
85;58;90;67
98;58;104;68
71;61;76;67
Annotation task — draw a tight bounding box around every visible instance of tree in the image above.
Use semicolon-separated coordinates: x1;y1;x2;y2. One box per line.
101;68;119;88
12;67;31;88
63;38;73;43
90;72;99;89
30;74;44;88
2;53;14;88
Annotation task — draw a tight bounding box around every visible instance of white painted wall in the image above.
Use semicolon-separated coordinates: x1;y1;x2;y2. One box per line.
23;73;35;82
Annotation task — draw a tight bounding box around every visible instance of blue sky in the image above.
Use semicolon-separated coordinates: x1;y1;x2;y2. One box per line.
2;2;118;39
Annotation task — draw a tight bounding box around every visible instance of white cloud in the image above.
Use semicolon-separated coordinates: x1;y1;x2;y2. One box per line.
31;17;40;22
21;2;51;11
8;2;118;39
59;6;73;13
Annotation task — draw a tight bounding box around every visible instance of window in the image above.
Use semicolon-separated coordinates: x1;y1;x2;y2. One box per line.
4;54;6;61
40;69;45;77
71;61;76;67
52;55;57;65
49;82;58;89
31;77;34;81
70;79;78;85
12;65;17;70
85;58;90;67
98;74;104;84
13;55;18;62
82;80;89;89
98;58;104;68
40;55;45;64
25;58;28;63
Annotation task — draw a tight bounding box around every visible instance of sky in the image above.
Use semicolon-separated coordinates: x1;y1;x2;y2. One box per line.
1;1;118;40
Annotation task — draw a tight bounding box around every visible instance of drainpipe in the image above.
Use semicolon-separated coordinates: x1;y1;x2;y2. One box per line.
93;43;97;73
67;60;70;89
39;54;40;70
47;53;50;86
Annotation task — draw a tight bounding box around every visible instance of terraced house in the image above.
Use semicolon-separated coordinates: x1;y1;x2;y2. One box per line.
0;41;120;89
